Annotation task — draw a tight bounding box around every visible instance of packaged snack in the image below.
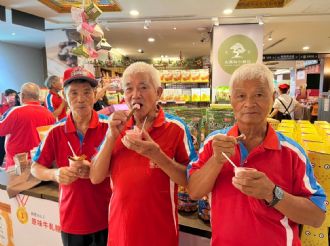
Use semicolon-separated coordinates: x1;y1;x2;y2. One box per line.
198;196;210;223
178;186;198;214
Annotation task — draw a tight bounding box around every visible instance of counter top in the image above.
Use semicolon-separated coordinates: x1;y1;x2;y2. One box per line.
0;175;211;238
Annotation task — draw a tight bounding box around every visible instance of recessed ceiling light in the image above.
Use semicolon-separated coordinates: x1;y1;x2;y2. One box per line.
137;49;144;53
148;37;155;42
197;27;207;32
173;27;177;30
303;46;310;50
223;9;233;15
144;19;151;30
129;10;139;16
11;32;16;36
211;17;219;26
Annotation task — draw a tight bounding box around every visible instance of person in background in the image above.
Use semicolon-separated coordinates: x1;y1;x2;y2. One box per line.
310;101;319;123
0;83;55;169
269;83;303;121
0;89;20;166
90;62;196;246
187;63;326;246
44;75;67;121
31;66;111;246
93;80;110;111
0;89;19;115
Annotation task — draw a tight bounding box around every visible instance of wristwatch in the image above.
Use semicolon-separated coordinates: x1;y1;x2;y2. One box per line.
266;185;284;207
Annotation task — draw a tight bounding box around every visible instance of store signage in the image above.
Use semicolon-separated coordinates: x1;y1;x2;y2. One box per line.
263;54;319;61
211;24;263;97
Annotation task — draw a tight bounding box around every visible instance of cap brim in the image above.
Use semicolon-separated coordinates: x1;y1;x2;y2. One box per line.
64;76;98;87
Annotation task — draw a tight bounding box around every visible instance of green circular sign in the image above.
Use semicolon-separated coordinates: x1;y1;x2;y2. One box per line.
218;34;258;74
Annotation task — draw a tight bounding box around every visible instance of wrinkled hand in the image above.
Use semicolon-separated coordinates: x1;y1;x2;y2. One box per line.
69;159;91;179
54;167;78;185
212;134;237;164
122;129;160;159
232;169;275;201
107;110;128;140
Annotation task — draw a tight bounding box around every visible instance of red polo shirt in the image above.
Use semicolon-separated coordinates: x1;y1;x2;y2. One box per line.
33;111;111;234
188;124;326;246
0;104;10;115
107;107;196;246
0;102;55;169
45;91;67;121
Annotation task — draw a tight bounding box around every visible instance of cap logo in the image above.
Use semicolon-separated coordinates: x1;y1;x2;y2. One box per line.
71;67;89;77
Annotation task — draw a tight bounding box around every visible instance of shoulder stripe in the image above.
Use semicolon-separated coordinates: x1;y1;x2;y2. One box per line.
199;127;232;153
165;113;197;161
0;105;28;123
276;132;325;207
46;94;54;112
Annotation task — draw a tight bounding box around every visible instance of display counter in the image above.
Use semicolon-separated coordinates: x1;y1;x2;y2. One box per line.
0;172;211;246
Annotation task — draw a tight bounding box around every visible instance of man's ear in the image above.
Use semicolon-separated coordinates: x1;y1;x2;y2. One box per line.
157;87;163;99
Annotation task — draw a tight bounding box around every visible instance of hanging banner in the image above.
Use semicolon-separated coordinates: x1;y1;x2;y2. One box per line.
211;24;263;101
45;29;80;76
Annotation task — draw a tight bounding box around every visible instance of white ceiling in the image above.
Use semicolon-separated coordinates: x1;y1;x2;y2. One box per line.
0;0;330;60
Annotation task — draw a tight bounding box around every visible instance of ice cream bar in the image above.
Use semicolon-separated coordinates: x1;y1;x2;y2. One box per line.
127;104;141;120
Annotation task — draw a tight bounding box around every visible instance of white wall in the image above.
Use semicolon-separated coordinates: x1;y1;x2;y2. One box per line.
0;41;45;93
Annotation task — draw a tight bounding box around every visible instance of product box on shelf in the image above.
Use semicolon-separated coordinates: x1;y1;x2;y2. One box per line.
191;88;201;102
199;69;209;83
200;88;210;102
190;69;201;82
181;70;191;82
173;70;182;82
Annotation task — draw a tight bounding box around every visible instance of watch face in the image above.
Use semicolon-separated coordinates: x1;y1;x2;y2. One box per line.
274;186;284;200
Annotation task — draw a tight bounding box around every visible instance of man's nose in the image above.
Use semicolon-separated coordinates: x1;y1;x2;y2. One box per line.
245;96;256;106
132;88;141;98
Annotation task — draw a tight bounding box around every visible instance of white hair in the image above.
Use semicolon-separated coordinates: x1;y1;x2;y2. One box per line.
229;63;274;94
122;62;161;89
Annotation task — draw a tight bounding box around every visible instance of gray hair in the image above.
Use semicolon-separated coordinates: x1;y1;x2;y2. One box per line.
122;62;161;89
44;75;60;89
229;63;274;94
20;82;40;100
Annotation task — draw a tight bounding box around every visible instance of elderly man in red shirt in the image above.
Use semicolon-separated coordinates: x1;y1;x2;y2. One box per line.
44;75;67;121
32;67;111;246
0;83;55;169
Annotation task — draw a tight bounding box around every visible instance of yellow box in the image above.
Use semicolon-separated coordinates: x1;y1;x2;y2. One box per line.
314;121;329;126
300;128;318;134
306;145;330;188
301;134;323;143
301;225;329;246
281;119;295;124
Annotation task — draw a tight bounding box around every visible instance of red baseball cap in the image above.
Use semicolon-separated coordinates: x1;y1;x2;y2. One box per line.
278;83;290;89
63;66;98;88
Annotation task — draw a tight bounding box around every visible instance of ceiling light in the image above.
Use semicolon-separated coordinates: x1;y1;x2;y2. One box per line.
212;17;219;26
303;46;310;50
144;20;151;30
11;32;16;36
268;32;273;41
148;37;155;42
223;9;233;15
257;16;264;25
129;10;139;16
137;49;144;53
173;27;177;30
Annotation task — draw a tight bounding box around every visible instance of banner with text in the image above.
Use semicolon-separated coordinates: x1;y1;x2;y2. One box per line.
211;24;263;102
